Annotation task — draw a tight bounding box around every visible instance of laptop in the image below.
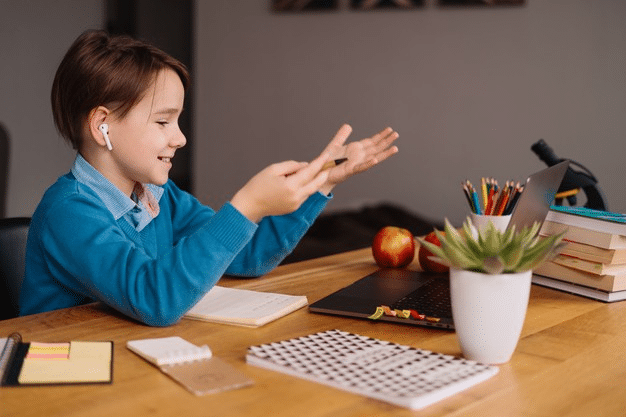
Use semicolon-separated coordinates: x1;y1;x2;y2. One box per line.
309;161;569;329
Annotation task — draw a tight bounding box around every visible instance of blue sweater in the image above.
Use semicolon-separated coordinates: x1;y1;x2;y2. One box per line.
21;172;329;326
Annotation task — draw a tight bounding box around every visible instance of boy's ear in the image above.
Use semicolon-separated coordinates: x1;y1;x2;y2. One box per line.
87;106;111;148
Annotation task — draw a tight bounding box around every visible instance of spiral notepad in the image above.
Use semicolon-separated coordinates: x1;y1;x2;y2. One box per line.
127;336;212;366
246;329;498;410
127;336;252;395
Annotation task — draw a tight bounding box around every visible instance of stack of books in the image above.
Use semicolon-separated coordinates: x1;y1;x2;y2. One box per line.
534;205;626;302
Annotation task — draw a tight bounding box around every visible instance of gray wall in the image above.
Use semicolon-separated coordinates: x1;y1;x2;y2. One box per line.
195;0;626;225
1;0;104;217
3;0;626;227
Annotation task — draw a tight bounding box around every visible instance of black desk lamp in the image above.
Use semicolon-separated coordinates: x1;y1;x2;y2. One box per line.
531;139;608;211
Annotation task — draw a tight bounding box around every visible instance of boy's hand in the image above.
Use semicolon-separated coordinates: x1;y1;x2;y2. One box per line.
317;124;399;195
231;152;331;223
230;124;398;223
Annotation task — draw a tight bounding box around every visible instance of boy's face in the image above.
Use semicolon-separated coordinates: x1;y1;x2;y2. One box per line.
104;68;186;196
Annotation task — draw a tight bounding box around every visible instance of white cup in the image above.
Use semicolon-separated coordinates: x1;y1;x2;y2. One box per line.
469;213;511;238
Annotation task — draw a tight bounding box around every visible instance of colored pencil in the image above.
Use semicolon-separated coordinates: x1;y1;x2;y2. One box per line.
503;183;523;215
462;182;475;213
495;187;510;216
472;188;482;215
481;178;488;210
485;187;496;215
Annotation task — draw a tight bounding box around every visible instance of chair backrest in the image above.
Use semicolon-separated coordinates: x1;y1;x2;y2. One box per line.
0;217;31;320
0;123;8;219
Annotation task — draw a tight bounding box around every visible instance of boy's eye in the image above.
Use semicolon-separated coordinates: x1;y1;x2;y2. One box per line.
157;121;168;126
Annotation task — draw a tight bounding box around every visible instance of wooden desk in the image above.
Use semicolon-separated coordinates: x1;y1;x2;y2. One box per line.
3;248;626;417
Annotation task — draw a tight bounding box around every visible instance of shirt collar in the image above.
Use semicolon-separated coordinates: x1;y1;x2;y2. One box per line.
71;154;164;221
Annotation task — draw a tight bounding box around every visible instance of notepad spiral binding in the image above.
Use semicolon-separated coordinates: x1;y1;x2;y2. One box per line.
0;333;22;386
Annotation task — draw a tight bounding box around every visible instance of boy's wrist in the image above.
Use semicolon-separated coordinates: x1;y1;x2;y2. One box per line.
319;183;335;196
230;193;263;224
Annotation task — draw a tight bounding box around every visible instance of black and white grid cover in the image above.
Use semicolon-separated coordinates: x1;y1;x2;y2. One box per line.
246;329;498;410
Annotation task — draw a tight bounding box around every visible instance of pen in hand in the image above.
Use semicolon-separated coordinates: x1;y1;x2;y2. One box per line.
321;158;348;171
285;158;347;178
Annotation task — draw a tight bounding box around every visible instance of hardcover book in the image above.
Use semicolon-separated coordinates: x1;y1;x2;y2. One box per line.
546;206;626;236
540;221;626;249
532;275;626;303
557;240;626;265
552;254;626;276
534;261;626;292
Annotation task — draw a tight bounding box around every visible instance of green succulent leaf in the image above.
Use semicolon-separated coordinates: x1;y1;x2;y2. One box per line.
421;218;566;274
482;256;505;274
417;238;447;259
515;234;564;271
427;256;453;269
499;244;524;272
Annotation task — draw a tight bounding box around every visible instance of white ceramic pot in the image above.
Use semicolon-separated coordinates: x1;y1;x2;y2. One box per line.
449;267;532;364
469;213;511;238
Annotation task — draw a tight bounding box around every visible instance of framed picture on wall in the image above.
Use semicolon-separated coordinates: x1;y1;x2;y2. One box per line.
438;0;524;6
351;0;425;9
272;0;339;12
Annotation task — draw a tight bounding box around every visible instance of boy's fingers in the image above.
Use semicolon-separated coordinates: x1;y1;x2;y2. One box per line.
374;144;399;163
372;129;398;148
288;152;330;183
276;160;309;177
304;169;330;194
372;126;394;142
322;124;352;154
364;130;398;157
353;146;399;175
369;146;398;168
303;152;330;178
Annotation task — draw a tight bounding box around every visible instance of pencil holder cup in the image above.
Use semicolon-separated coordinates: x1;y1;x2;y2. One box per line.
469;213;511;238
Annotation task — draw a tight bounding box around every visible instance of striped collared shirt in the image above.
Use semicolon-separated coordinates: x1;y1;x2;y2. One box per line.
71;154;164;232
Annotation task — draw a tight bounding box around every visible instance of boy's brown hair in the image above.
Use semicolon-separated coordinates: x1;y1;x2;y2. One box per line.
51;30;190;150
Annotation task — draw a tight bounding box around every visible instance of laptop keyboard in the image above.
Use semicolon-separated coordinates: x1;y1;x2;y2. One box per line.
391;278;452;318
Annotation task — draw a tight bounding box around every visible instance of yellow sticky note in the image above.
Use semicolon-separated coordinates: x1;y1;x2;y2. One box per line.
368;306;384;320
70;341;112;360
26;342;70;360
18;341;112;384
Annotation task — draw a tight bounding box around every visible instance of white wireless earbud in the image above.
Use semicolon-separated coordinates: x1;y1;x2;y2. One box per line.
99;123;112;151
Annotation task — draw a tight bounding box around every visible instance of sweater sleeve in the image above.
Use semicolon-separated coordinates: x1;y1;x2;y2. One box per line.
225;191;331;277
25;186;257;327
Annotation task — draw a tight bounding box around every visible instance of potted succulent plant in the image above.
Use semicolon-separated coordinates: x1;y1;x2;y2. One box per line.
418;218;565;364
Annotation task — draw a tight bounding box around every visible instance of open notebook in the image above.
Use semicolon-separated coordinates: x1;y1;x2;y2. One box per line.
185;286;308;327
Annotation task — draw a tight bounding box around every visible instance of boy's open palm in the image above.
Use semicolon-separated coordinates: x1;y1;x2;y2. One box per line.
318;124;399;195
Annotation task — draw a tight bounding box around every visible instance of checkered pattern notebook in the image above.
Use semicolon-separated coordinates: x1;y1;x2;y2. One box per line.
246;329;498;410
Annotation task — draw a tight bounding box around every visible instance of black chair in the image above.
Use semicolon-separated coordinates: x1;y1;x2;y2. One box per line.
0;217;31;320
0;123;9;218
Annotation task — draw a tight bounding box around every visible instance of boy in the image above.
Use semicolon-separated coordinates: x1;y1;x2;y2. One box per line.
20;30;398;326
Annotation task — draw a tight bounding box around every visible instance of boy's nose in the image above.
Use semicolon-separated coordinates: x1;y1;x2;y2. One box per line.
171;129;187;148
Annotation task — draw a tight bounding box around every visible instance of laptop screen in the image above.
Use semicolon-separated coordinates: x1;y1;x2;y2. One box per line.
507;160;569;230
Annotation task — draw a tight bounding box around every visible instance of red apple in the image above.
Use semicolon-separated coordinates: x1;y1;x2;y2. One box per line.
418;231;449;273
372;226;415;268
